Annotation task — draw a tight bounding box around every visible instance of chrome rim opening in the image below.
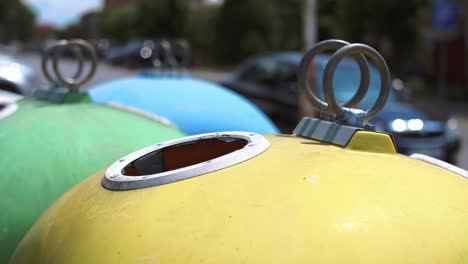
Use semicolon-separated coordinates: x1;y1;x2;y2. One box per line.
103;132;270;191
123;137;248;176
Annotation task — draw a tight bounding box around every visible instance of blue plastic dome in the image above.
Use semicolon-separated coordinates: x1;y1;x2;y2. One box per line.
88;76;279;135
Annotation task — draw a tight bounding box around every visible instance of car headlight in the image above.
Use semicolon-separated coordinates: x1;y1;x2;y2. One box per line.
390;119;424;132
407;119;424;131
391;119;407;132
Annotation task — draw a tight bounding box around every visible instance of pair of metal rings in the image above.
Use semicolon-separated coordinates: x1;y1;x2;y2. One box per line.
41;39;97;90
152;39;191;68
298;39;391;122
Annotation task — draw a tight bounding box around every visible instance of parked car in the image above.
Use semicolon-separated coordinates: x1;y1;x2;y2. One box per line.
221;52;461;163
0;53;40;96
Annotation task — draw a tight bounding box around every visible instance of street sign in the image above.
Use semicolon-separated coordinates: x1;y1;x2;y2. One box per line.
432;0;458;31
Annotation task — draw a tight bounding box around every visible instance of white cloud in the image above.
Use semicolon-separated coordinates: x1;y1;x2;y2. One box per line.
24;0;103;27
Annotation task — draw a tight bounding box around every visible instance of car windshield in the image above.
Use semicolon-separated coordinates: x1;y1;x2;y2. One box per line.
313;55;396;108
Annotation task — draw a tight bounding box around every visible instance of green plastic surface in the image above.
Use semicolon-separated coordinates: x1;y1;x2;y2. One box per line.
0;95;184;262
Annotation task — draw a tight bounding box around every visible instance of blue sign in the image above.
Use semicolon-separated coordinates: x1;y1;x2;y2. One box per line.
432;0;458;30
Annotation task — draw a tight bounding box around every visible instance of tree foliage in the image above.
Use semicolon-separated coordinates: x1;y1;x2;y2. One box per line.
100;5;138;42
97;0;429;68
0;0;36;43
215;0;301;64
185;5;220;65
136;0;189;38
330;0;429;68
213;0;429;66
100;0;189;42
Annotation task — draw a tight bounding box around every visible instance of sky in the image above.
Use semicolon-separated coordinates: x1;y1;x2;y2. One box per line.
24;0;103;28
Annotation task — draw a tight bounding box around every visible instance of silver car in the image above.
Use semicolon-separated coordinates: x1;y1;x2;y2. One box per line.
0;54;39;96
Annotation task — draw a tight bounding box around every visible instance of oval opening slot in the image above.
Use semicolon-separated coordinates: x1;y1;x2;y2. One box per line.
123;137;248;176
103;132;270;191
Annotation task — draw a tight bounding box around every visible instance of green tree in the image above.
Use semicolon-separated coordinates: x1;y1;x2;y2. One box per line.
100;5;138;42
330;0;429;70
274;0;302;50
136;0;189;38
0;0;36;43
185;5;220;65
215;0;281;64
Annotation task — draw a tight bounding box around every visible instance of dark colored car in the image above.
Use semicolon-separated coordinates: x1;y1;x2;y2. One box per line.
221;52;461;163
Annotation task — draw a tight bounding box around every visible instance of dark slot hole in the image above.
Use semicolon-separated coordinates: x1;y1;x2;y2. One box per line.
123;137;248;176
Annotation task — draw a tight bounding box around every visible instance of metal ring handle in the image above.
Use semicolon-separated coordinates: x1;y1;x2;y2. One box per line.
172;39;191;68
297;39;370;111
323;43;390;121
51;39;97;89
41;40;84;84
151;42;162;68
159;39;177;68
41;40;65;83
67;44;85;79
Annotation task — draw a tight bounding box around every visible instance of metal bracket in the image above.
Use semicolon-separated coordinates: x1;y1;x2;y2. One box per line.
293;117;364;146
32;87;69;103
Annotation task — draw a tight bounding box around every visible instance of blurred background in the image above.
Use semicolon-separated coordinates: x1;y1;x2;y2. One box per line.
0;0;467;169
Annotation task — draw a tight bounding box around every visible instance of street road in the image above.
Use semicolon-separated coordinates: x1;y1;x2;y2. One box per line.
14;53;468;170
16;53;228;90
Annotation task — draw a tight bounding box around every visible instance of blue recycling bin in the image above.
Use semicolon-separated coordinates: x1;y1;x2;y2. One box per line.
88;76;279;135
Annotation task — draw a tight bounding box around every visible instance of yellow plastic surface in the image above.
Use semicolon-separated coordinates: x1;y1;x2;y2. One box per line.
11;134;468;263
345;131;397;154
